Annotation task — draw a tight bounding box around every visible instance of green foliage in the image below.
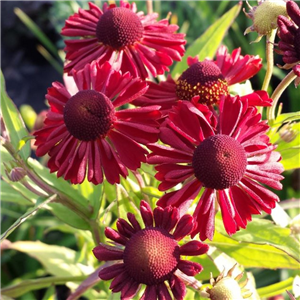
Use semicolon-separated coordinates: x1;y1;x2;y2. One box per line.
1;71;31;161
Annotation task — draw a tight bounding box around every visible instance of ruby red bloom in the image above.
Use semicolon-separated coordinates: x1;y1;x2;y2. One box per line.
147;96;284;241
61;1;186;79
93;200;208;300
133;46;267;112
277;1;300;68
34;61;161;185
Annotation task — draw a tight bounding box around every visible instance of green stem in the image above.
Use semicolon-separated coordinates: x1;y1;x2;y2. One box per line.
262;29;277;92
267;70;297;122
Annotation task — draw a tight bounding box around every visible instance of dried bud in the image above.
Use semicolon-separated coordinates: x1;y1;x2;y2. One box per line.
244;0;288;42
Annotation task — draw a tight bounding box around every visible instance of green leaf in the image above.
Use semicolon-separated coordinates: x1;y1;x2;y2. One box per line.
47;202;90;230
226;219;300;263
272;112;300;126
1;71;31;160
1;195;56;241
171;2;242;77
257;277;294;298
0;181;33;205
1;275;86;298
74;180;103;220
7;241;94;277
207;231;299;269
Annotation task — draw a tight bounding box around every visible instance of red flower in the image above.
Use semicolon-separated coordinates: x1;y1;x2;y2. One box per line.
61;1;186;79
93;200;209;300
147;96;284;241
34;61;161;185
277;1;300;68
133;46;268;114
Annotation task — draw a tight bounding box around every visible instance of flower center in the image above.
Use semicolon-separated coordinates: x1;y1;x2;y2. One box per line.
123;228;180;285
176;61;228;105
63;90;115;141
96;7;143;50
192;134;247;190
295;29;300;60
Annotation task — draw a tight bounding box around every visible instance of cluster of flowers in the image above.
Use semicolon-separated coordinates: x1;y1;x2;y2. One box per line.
33;1;300;299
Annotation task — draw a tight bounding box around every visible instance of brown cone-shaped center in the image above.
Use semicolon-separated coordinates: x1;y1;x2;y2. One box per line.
123;227;180;285
295;29;300;59
64;90;115;141
192;134;247;190
96;7;143;50
176;61;228;105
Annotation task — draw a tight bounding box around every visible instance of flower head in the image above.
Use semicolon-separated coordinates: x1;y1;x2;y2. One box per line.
244;0;288;43
133;46;267;115
276;1;300;68
34;61;161;185
61;1;186;79
93;200;209;299
147;95;284;240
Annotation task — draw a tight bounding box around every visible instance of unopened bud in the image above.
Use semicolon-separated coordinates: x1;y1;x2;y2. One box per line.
8;167;26;182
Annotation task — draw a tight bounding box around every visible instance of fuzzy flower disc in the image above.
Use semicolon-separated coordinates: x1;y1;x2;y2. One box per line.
192;134;247;190
96;7;143;50
176;61;228;104
123;227;180;285
64;90;115;141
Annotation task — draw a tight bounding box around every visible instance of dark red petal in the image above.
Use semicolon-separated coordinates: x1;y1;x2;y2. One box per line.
173;215;195;241
120;278;140;300
192;189;216;241
105;227;128;245
218;190;239;236
241;91;273;107
153;206;179;232
157;282;172;300
98;139;128;184
141;285;157;300
116;218;136;238
140;200;154;227
287;0;300;27
127;212;142;232
179;240;209;256
98;263;125;280
110;272;131;293
93;244;124;261
215;46;262;85
178;260;203;276
169;274;186;300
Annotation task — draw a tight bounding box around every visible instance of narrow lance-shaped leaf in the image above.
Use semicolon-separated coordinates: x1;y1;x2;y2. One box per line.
1;71;31;160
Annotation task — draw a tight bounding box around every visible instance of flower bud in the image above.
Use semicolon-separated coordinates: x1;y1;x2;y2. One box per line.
8;167;27;182
244;0;288;42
